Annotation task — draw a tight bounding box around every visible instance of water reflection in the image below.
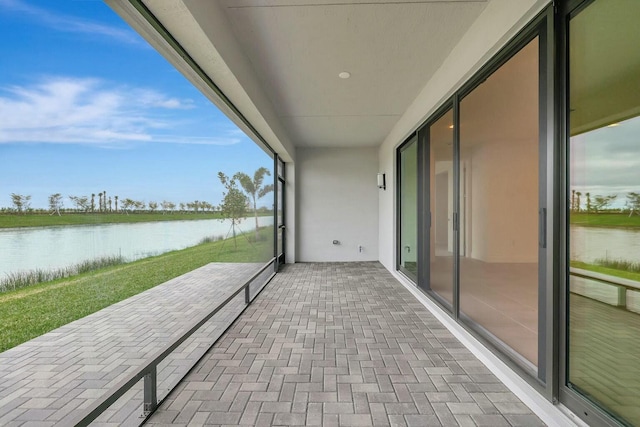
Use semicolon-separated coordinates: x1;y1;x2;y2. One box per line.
570;226;640;264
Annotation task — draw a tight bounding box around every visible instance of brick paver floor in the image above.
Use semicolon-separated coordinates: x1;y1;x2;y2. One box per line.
0;262;266;426
147;262;546;427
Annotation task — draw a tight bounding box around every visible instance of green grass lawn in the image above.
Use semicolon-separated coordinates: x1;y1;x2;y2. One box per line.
570;213;640;228
0;227;274;352
570;260;640;283
0;212;228;228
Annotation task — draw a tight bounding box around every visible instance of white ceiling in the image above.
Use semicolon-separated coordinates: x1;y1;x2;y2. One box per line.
219;0;488;147
135;0;490;150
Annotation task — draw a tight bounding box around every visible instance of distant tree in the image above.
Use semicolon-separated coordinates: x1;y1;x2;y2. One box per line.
48;193;64;216
179;202;185;212
135;200;145;211
218;172;248;248
627;192;640;216
593;195;617;212
585;192;592;212
69;195;89;212
148;201;158;212
121;198;135;215
91;193;96;212
10;193;31;214
575;192;582;212
108;197;112;212
571;189;576;212
161;200;175;214
103;190;107;212
235;167;274;241
98;192;103;212
114;195;119;212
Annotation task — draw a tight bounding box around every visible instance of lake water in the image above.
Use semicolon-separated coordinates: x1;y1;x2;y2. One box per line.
570;226;640;263
0;216;273;277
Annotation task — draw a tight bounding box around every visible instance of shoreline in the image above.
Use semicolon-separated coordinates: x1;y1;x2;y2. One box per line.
0;226;274;352
0;211;273;229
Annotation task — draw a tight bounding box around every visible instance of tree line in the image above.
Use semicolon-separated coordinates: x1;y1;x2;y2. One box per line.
3;167;275;223
570;190;640;214
3;192;219;216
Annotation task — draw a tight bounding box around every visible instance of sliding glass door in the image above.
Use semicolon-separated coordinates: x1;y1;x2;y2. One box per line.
564;1;640;425
398;136;418;281
425;108;455;308
458;36;543;371
398;13;550;382
395;1;640;423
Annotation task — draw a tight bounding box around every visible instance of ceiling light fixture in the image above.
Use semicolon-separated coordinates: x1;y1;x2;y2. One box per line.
338;71;351;79
448;124;454;129
607;123;620;127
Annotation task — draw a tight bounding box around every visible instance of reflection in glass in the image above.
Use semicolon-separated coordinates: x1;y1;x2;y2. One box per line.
459;38;539;367
429;109;454;304
399;137;418;279
568;2;640;424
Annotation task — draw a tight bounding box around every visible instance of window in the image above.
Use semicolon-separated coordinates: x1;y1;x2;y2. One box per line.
567;1;640;424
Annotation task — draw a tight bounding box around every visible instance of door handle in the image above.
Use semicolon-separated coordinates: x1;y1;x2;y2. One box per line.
539;208;547;249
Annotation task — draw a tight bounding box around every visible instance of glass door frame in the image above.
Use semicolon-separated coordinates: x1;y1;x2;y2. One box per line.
396;134;419;282
417;102;456;315
454;12;553;390
557;1;625;425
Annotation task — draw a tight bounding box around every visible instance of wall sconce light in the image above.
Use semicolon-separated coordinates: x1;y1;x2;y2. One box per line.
377;173;386;190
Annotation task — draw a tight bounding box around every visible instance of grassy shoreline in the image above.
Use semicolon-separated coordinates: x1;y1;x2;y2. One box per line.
0;227;273;352
0;255;127;293
570;213;640;229
0;211;272;229
570;260;640;283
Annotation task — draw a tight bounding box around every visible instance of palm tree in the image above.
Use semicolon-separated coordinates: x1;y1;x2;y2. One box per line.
575;192;582;212
115;195;119;212
98;192;103;212
103;190;107;211
234;167;274;241
91;193;95;212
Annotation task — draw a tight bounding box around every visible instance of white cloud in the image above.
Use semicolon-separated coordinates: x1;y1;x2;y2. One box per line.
0;0;144;46
0;77;241;146
135;90;195;110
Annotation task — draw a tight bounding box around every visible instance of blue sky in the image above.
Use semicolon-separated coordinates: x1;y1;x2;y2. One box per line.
0;0;273;209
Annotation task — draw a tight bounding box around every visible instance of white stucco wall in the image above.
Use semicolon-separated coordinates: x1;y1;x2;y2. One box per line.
285;161;296;263
297;147;379;262
378;0;549;272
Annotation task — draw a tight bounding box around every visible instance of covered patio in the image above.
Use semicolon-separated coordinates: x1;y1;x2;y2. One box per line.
147;262;544;426
0;262;546;426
